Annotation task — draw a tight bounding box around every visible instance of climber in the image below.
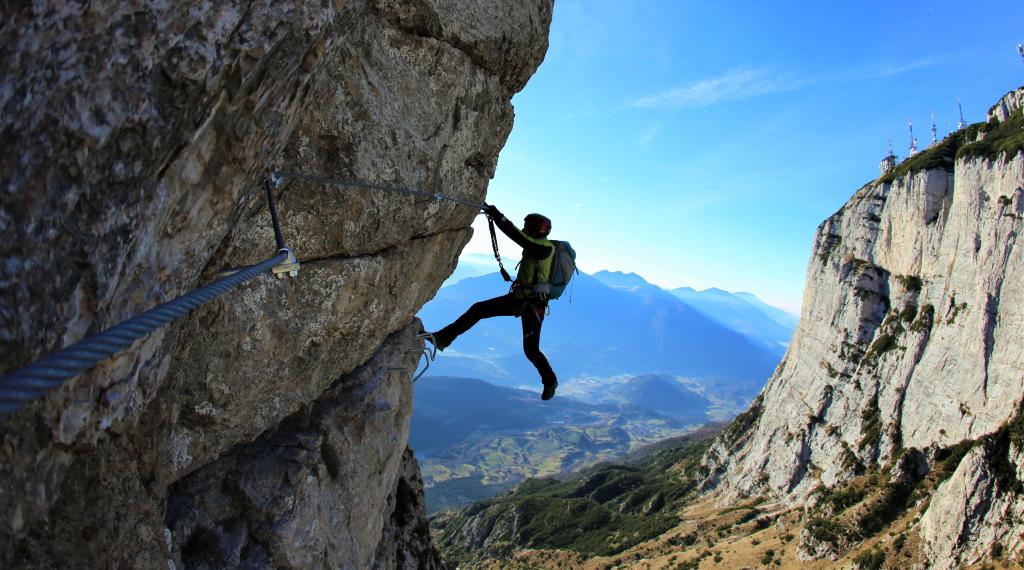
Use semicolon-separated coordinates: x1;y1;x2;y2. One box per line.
422;204;559;400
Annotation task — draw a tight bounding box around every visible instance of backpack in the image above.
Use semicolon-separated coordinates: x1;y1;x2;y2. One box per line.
539;240;578;300
486;215;578;300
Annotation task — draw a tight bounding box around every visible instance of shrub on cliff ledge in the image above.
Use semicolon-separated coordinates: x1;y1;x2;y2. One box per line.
722;395;764;448
958;106;1024;162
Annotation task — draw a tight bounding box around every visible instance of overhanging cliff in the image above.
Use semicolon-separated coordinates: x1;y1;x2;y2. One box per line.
0;1;553;567
702;87;1024;568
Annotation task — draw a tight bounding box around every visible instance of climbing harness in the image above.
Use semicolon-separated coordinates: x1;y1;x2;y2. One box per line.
0;169;482;419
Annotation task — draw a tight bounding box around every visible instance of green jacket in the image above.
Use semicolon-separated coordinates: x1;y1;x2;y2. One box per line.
493;214;554;299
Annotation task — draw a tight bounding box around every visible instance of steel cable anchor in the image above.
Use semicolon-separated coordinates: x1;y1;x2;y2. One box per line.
272;247;300;278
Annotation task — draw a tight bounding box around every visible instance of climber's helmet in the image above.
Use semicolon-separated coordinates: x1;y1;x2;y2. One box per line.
523;213;552;238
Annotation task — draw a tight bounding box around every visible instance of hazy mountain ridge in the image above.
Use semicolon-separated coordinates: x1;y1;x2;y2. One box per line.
588;269;796;355
597;374;714;418
667;285;794;355
734;291;800;329
419;269;788;405
441;252;516;288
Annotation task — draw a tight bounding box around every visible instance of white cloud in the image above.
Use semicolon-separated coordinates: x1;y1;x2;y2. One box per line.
632;67;808;109
837;58;941;81
570;202;584;214
632;58;942;110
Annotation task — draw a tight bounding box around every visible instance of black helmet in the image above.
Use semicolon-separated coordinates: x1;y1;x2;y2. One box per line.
523;213;552;238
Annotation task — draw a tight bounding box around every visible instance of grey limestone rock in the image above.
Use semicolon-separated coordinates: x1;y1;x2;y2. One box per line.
703;86;1024;567
920;441;1024;569
989;86;1024;122
0;0;552;567
373;447;443;570
163;326;430;569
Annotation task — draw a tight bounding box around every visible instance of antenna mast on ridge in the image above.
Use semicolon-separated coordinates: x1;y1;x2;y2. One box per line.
908;120;918;157
957;97;967;130
930;111;938;146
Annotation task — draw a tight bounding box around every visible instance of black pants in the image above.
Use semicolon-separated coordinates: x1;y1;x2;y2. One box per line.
434;294;556;385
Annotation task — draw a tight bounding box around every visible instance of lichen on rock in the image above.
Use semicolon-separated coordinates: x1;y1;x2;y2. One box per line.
0;0;553;567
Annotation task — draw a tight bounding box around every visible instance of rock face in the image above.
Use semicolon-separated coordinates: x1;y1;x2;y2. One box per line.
0;0;552;567
373;448;445;570
163;327;423;569
703;87;1024;568
920;441;1024;568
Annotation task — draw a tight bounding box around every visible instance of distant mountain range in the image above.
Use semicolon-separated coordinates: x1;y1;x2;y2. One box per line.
591;270;794;356
733;291;799;329
665;287;792;355
418;267;795;405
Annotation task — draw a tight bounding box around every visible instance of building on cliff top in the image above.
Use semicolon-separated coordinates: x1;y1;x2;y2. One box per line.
879;136;898;176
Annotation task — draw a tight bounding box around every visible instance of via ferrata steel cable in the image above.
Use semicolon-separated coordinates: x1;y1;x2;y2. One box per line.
0;176;297;419
269;170;487;210
0;252;288;417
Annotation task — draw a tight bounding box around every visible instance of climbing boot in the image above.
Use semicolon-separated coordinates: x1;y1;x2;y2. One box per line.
415;331;447;352
541;379;558;401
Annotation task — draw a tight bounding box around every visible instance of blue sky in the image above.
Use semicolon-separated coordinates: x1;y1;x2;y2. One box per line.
461;0;1024;314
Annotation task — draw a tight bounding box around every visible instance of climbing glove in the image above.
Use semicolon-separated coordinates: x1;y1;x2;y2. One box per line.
483;204;503;220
